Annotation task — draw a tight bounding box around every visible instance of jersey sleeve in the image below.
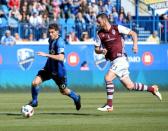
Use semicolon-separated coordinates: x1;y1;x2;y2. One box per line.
94;34;101;47
118;25;131;35
56;38;65;54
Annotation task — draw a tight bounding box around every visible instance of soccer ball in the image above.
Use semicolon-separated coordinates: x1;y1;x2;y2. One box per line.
21;105;34;118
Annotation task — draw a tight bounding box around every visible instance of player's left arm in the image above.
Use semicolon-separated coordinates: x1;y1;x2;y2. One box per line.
129;30;138;54
118;25;138;54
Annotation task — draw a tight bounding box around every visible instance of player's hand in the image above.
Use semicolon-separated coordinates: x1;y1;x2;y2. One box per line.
132;45;138;54
102;49;107;55
37;52;48;57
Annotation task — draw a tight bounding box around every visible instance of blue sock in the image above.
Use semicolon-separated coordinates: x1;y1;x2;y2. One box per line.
68;90;79;102
31;86;39;102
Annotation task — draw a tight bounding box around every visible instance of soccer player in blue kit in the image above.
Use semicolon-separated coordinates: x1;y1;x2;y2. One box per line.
28;23;81;110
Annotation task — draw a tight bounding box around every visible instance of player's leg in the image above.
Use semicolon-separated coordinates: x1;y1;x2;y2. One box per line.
120;75;162;100
97;69;116;112
29;76;42;107
53;76;81;110
29;70;50;107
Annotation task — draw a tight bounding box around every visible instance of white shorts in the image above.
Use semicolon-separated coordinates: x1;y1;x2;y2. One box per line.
109;56;129;79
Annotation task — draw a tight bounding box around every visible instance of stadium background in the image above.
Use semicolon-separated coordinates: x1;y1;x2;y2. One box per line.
0;0;168;90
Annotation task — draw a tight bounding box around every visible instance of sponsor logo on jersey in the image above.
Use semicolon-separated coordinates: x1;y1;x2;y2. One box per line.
67;52;79;66
93;51;108;70
17;48;35;71
112;29;116;35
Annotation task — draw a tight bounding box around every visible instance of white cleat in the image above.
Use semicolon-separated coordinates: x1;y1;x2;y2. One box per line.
97;105;113;112
152;85;162;101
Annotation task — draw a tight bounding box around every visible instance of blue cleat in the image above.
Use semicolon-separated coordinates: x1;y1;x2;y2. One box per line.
74;95;81;111
28;100;38;107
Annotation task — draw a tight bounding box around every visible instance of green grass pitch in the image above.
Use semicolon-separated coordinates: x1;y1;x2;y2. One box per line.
0;91;168;131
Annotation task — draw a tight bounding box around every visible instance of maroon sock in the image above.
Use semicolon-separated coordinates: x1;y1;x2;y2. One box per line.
147;86;154;93
106;81;114;107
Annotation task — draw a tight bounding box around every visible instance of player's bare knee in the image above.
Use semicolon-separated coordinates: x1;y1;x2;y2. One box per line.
60;89;66;95
32;81;39;87
105;75;112;82
59;84;68;95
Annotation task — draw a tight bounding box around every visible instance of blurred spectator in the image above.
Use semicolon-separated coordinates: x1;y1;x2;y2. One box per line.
109;13;114;24
75;12;86;38
116;13;126;25
119;6;126;18
0;30;16;45
126;11;132;24
66;31;79;42
29;1;39;15
9;5;21;18
104;0;113;15
23;33;35;41
79;0;89;14
29;11;42;27
40;0;49;12
111;6;118;23
0;9;8;39
0;4;9;15
8;6;21;35
84;7;96;24
97;0;104;13
147;31;160;44
80;61;89;71
8;0;20;9
80;31;93;42
91;2;99;14
52;0;61;17
41;12;49;32
28;33;35;41
39;32;48;42
19;4;30;39
49;11;59;23
29;11;43;40
14;32;22;41
60;0;74;19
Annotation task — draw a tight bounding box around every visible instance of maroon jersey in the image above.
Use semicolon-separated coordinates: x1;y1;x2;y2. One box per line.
95;25;131;61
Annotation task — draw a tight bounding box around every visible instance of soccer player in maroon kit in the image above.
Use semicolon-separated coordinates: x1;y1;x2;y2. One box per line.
94;13;162;112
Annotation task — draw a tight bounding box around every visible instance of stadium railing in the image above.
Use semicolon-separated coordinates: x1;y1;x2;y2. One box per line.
0;19;167;43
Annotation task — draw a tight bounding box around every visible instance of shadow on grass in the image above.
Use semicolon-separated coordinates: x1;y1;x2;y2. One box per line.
0;112;101;117
37;112;101;116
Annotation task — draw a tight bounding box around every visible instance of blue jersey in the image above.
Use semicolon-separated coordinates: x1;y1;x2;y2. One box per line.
44;37;66;77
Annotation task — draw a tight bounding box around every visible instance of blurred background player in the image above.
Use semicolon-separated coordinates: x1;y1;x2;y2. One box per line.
94;13;162;112
28;23;81;111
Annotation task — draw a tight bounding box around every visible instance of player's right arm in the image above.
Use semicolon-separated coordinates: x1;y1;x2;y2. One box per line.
95;46;107;55
94;34;107;55
37;52;64;61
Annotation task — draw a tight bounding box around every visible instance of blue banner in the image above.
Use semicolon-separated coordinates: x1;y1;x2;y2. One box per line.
0;44;168;88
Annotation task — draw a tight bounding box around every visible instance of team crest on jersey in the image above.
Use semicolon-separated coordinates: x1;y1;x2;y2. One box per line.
17;48;35;71
112;29;116;35
93;51;108;70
